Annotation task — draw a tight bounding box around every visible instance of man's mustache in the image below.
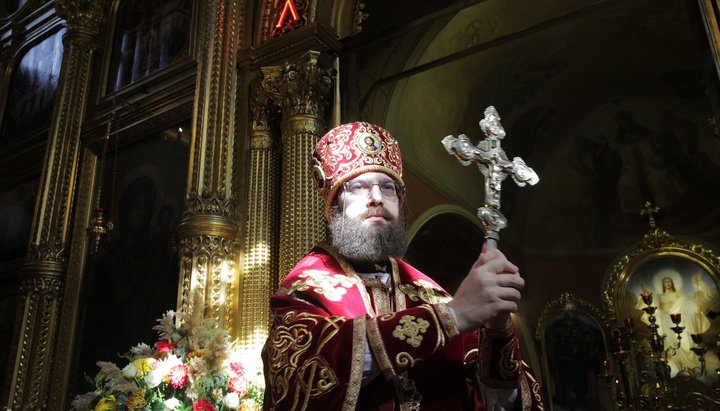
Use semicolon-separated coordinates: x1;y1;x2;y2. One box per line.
364;206;392;220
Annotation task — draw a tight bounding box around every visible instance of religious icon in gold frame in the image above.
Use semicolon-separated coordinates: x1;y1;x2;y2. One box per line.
601;221;720;407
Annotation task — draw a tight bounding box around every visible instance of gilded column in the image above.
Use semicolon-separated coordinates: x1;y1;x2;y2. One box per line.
261;51;334;279
176;0;241;331
238;88;279;354
5;1;106;409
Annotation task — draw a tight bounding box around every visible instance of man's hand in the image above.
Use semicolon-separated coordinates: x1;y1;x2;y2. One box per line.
447;248;524;333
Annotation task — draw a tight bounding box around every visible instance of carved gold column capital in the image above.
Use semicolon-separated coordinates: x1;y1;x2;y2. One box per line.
250;88;278;149
56;0;107;42
250;88;276;132
261;51;334;119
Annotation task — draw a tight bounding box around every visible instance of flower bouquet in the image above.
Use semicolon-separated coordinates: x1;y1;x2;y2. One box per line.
71;309;264;411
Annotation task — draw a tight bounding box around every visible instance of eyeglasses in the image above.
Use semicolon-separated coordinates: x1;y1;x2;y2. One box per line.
343;179;405;197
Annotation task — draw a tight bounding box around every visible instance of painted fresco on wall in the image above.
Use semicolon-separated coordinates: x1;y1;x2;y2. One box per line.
0;28;65;147
73;127;189;395
108;0;192;92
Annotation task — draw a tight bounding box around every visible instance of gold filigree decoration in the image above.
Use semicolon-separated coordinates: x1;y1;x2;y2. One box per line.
395;352;421;368
266;311;346;407
499;337;520;379
56;0;107;36
352;0;369;34
287;270;359;302
266;312;317;403
298;356;339;396
397;279;451;304
185;191;236;218
26;244;67;263
392;315;429;348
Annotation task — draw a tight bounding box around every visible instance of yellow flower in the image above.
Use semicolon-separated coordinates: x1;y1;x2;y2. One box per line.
188;349;204;359
94;395;117;411
127;391;148;410
132;357;156;376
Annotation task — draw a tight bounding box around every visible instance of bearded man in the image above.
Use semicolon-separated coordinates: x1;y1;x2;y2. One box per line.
262;122;544;410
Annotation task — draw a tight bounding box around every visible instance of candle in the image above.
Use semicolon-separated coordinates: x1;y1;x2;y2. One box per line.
641;291;653;306
624;318;634;329
670;313;681;324
691;333;703;344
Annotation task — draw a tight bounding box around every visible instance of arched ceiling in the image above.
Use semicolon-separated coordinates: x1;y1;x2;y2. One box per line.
348;0;720;256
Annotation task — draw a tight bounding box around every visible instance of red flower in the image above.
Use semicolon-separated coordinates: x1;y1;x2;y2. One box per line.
229;361;245;377
193;398;216;411
167;364;189;389
228;375;248;396
155;341;176;353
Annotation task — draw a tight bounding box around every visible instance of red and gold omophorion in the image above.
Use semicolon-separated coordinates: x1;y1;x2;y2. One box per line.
262;245;544;410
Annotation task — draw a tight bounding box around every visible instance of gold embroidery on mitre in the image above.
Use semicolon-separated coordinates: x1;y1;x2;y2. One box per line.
287;269;359;302
392;315;430;347
397;279;451;304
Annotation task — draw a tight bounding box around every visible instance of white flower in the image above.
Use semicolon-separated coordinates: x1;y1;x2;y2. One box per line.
121;362;137;378
144;354;182;388
164;397;181;410
144;369;164;388
224;392;240;409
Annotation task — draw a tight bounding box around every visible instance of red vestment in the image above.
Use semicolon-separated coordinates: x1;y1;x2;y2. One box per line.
262;244;544;410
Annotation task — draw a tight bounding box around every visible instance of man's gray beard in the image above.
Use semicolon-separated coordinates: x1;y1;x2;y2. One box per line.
329;205;406;262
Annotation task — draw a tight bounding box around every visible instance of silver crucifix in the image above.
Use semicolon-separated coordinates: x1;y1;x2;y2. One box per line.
441;106;539;250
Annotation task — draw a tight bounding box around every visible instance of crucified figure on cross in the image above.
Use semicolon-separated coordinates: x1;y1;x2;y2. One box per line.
442;106;539;250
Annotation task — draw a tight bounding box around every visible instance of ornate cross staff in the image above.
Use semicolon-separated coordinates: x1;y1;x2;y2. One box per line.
441;106;539;250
